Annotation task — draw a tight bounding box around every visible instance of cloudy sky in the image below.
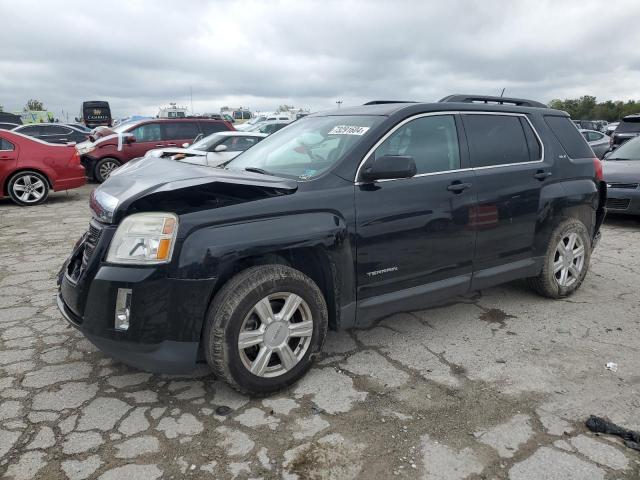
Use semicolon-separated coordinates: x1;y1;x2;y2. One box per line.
1;0;640;119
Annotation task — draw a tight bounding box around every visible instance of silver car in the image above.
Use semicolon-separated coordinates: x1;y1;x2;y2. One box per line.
580;129;609;159
146;131;268;167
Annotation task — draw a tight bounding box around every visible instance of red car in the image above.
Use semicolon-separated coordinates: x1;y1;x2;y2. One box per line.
76;118;234;182
0;130;86;206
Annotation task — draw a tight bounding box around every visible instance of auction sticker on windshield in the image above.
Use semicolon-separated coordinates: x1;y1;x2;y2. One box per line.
328;125;370;135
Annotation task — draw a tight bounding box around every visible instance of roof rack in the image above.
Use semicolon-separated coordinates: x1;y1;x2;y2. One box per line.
439;94;546;108
363;100;417;105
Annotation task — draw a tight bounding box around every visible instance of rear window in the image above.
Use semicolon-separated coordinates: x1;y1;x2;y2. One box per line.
0;138;15;150
616;117;640;133
200;121;229;135
544;116;593;158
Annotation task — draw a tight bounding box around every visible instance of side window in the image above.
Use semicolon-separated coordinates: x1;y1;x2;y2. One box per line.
219;136;260;152
374;115;461;174
19;125;41;135
130;123;162;142
587;131;603;142
200;122;227;135
163;122;199;141
464;115;530;167
0;138;15;150
43;125;69;135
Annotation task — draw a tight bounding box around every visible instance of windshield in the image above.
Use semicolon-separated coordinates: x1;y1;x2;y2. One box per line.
608;136;640;160
226;115;383;180
190;133;225;151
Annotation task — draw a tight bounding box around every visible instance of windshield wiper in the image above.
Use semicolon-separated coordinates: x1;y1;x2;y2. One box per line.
244;167;271;175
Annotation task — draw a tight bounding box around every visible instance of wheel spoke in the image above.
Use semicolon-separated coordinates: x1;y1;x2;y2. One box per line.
559;267;569;285
13;184;26;192
279;293;302;322
553;259;564;274
567;233;578;250
275;345;297;371
253;297;274;325
238;329;264;349
288;320;313;338
250;346;273;376
568;264;580;279
23;176;32;186
572;244;585;258
32;180;45;190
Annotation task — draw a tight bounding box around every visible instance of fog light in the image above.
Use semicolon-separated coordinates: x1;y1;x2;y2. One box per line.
115;288;132;331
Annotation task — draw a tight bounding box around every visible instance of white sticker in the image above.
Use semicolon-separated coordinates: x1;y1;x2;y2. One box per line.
328;125;370;136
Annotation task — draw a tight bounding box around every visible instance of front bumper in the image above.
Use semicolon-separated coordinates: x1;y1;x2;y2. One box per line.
57;225;216;373
606;187;640;216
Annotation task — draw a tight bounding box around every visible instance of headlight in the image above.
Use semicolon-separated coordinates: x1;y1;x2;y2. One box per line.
106;213;178;264
76;144;96;155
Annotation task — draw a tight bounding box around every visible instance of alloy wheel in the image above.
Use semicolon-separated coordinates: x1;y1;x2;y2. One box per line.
12;174;46;204
553;232;586;287
238;292;314;378
99;160;119;180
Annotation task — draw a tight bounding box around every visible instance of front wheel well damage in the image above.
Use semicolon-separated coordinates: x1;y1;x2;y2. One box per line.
197;247;339;354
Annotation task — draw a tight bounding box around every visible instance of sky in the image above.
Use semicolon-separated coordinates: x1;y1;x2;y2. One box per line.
1;0;640;120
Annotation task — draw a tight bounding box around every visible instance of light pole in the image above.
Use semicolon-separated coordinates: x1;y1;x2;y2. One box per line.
336;100;343;109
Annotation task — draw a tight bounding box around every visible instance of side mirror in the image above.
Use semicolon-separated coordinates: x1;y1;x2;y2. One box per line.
360;155;417;182
213;144;228;152
125;135;136;144
182;142;190;148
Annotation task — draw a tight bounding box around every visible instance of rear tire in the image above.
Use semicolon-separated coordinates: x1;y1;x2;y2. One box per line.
528;219;591;298
94;157;121;183
204;265;328;395
7;171;50;206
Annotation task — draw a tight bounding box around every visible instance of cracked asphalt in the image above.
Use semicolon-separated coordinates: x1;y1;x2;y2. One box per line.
1;184;639;480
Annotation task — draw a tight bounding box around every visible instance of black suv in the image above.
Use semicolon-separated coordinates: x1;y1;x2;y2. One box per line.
610;113;640;149
57;95;606;395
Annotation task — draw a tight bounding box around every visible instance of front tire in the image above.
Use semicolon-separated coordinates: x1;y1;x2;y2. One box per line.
8;171;50;206
528;219;591;298
204;265;328;395
94;157;121;183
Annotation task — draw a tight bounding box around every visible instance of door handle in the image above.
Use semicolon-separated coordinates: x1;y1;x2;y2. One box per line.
166;143;177;147
447;182;472;193
0;155;12;160
533;170;552;181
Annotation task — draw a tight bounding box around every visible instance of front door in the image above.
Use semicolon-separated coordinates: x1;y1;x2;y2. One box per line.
460;113;547;287
125;122;164;158
355;113;477;323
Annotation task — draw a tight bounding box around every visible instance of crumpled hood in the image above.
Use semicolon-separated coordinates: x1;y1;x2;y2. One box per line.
90;155;297;223
602;160;640;183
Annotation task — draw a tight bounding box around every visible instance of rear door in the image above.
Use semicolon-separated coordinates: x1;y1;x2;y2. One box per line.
460;113;548;288
355;113;477;321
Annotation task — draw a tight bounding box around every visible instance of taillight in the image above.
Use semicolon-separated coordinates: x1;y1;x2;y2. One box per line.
70;150;81;166
593;157;603;181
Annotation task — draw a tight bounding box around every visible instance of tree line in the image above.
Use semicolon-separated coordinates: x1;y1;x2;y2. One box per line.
548;96;640;122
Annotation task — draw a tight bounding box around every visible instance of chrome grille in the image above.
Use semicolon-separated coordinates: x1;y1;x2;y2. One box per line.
82;222;102;267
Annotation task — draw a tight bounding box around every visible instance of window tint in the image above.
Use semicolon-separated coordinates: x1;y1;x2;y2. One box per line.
520;117;542;160
464;115;530;167
374;115;460;174
200;122;228;135
129;123;162;142
544;116;593;158
0;138;15;150
163;122;199;141
585;131;603;142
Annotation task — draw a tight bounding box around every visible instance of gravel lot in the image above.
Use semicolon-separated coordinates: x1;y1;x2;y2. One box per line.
1;184;639;480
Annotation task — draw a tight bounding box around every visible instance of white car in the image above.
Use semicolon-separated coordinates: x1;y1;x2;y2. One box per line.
146;131;267;167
